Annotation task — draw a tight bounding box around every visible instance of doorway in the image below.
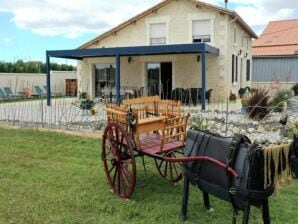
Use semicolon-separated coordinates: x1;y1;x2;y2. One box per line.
147;62;172;99
65;79;77;96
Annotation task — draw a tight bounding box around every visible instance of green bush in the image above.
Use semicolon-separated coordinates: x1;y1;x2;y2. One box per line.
238;87;246;98
292;83;298;96
270;90;293;112
80;99;94;110
191;116;208;130
247;88;270;120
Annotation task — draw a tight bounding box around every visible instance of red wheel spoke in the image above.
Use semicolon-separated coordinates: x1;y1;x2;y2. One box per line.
112;165;118;186
119;166;130;188
108;164;116;174
117;165;121;195
157;159;164;170
102;122;136;199
173;162;179;177
120;163;133;179
164;161;168;177
154;151;182;183
169;161;173;180
121;158;133;164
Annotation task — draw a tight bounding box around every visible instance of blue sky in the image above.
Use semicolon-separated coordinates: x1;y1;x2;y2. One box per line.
0;0;297;63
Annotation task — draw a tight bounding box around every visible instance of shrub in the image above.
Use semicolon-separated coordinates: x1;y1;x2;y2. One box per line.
191;116;208;130
80;99;94;110
247;88;270;120
292;83;298;96
270;90;293;112
79;92;87;99
229;92;237;101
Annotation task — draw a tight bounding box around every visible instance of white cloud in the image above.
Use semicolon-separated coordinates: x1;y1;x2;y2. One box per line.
0;0;297;38
200;0;298;33
3;37;11;42
0;0;162;38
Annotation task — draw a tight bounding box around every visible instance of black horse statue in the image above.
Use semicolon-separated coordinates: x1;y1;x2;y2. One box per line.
290;135;298;178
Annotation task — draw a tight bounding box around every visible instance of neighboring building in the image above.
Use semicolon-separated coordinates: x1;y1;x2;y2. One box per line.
75;0;256;101
0;71;77;96
252;19;298;90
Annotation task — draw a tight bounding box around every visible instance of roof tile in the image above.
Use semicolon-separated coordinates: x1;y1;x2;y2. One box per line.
252;19;298;56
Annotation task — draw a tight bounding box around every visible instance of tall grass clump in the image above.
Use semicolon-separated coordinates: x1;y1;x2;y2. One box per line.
270;90;293;112
247;88;270;120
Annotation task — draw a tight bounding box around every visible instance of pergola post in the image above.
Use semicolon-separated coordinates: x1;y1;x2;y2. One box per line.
116;54;121;104
201;46;206;111
46;52;51;106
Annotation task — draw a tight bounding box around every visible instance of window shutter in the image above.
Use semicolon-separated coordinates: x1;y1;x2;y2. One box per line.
150;23;166;38
232;54;235;83
246;59;251;81
235;55;238;82
192;20;211;42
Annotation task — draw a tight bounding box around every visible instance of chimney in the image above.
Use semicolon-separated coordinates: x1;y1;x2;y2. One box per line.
225;0;228;9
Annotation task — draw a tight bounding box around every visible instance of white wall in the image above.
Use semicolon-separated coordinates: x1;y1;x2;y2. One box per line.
78;0;254;101
0;71;77;95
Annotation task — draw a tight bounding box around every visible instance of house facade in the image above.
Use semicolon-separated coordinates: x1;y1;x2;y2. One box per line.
252;19;298;90
76;0;256;101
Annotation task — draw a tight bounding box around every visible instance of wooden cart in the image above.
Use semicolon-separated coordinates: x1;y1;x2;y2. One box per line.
102;96;238;199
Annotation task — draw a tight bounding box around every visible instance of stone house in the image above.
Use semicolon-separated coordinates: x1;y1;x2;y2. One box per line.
46;0;257;107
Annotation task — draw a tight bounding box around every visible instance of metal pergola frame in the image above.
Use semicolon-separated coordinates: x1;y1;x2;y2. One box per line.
46;43;219;110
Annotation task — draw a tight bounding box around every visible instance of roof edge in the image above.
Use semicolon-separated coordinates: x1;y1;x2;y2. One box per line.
78;0;175;49
79;0;257;49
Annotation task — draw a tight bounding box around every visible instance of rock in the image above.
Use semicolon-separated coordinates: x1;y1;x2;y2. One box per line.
209;120;216;127
257;125;266;133
228;125;234;131
248;128;255;133
240;129;246;135
254;136;265;145
252;121;259;126
221;126;227;132
232;127;240;134
215;123;222;130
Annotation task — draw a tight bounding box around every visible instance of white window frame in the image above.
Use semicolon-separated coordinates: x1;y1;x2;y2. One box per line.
146;16;170;45
188;13;215;46
192;19;212;43
149;23;167;45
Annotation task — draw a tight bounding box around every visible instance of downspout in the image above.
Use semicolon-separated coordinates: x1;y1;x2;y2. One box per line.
228;15;237;96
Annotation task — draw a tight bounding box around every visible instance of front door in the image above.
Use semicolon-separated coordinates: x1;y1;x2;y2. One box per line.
147;62;172;99
161;62;172;99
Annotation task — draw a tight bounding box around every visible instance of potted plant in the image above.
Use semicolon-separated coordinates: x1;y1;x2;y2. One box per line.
238;87;246;98
80;99;95;110
241;98;248;113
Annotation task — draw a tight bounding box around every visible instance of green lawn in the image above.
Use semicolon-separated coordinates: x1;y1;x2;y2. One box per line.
0;127;297;224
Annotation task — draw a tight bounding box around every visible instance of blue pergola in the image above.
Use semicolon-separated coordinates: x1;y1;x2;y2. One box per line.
46;43;219;110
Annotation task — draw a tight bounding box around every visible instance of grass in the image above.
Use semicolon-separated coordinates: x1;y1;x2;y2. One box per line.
0;127;297;224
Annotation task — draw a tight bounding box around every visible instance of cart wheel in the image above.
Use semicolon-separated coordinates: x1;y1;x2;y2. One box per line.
102;122;136;199
154;149;183;183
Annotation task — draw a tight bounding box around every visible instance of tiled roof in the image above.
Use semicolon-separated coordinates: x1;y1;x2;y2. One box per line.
252;19;298;56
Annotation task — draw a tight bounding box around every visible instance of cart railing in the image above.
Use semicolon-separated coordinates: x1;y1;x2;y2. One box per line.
104;101;189;152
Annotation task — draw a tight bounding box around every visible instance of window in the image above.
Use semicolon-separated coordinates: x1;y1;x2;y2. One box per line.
95;64;116;97
246;59;251;81
231;54;238;84
192;20;211;43
149;23;166;45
